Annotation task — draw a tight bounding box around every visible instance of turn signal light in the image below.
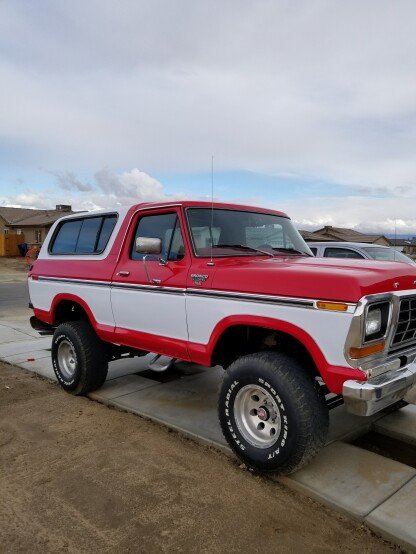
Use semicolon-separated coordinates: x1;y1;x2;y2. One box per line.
349;342;385;359
316;301;348;312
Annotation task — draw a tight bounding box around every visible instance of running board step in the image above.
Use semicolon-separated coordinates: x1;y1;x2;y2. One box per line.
148;354;176;372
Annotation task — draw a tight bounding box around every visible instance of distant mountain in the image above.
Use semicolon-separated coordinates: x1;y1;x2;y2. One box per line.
384;233;416;240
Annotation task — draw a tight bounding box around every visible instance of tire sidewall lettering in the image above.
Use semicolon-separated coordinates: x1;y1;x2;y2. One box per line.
221;374;291;464
52;334;79;387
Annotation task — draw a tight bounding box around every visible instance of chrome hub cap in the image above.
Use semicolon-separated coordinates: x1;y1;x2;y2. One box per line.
234;385;282;449
57;340;77;380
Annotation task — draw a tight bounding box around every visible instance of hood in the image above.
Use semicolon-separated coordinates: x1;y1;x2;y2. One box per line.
211;256;416;302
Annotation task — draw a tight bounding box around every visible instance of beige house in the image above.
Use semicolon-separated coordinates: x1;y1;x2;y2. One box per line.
0;205;76;253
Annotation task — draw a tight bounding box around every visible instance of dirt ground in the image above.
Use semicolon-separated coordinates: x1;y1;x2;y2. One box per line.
0;256;28;275
0;363;397;554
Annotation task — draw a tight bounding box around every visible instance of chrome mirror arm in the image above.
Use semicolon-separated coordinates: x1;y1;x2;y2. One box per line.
143;254;152;283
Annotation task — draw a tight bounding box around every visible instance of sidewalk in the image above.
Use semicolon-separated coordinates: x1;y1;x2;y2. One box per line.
1;313;416;551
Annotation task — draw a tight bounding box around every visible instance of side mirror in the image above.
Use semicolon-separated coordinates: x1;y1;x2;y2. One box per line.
135;237;162;255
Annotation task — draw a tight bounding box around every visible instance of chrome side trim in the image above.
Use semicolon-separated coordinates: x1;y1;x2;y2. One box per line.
32;275;357;311
36;276;186;295
187;287;315;308
37;276;111;287
111;282;186;294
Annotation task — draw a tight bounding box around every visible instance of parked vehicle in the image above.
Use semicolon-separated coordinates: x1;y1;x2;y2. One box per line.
28;202;416;474
307;241;415;265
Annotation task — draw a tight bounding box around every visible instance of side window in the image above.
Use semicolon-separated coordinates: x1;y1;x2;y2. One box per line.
131;213;185;261
50;214;117;255
96;215;117;252
309;247;317;255
76;217;103;253
51;220;83;254
324;247;364;259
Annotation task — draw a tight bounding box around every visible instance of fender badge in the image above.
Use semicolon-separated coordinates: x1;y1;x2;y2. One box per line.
393;282;400;289
191;274;208;285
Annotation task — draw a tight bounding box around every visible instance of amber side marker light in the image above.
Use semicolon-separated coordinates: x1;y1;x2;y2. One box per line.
349;342;385;359
316;301;348;312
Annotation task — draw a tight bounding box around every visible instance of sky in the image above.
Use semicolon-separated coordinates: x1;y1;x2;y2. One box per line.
1;1;416;233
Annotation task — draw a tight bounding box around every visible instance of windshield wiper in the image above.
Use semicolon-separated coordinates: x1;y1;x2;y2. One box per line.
270;247;312;256
214;244;275;257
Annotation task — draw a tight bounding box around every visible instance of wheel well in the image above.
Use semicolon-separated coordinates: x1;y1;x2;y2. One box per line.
54;300;91;326
211;325;319;378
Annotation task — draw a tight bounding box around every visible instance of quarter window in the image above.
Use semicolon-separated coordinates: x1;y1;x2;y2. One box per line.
76;217;103;253
51;219;83;254
324;247;364;259
131;213;185;261
97;215;117;252
50;214;117;255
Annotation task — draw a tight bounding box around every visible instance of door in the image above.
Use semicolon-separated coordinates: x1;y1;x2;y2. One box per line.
111;208;191;359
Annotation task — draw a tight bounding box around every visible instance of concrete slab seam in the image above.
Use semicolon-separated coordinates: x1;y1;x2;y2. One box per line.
364;473;416;519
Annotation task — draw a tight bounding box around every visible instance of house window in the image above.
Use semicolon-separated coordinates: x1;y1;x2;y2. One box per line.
35;230;42;243
4;228;9;235
16;228;22;235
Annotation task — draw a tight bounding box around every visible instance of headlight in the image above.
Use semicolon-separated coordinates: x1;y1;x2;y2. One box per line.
364;302;390;341
365;308;381;336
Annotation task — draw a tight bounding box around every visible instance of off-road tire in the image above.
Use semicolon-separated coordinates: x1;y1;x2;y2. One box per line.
218;352;329;474
52;321;108;395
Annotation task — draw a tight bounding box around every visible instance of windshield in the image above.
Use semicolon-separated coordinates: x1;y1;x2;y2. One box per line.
186;208;312;257
363;247;415;265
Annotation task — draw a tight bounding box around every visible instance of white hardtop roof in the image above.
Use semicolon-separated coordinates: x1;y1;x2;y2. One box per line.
305;241;390;249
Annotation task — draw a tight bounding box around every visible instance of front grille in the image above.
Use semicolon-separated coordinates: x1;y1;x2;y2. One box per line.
391;297;416;351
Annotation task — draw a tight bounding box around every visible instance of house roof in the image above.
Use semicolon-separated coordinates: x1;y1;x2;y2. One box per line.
314;226;363;236
311;225;390;245
0;206;76;227
299;230;338;242
336;234;390;244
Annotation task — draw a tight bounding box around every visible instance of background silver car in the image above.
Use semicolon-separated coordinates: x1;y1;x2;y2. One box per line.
306;241;416;265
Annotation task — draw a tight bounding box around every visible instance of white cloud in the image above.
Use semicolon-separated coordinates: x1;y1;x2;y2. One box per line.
1;1;416;189
282;195;416;235
1;168;176;211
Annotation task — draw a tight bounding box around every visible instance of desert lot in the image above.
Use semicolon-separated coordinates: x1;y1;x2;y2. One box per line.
0;361;398;553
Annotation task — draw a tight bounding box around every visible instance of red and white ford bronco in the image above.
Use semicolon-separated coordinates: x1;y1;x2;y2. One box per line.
28;201;416;473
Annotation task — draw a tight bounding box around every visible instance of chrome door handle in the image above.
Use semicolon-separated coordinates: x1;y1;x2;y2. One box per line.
151;278;161;285
117;271;130;276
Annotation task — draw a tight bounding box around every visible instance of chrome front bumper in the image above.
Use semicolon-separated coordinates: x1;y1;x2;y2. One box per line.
343;363;416;416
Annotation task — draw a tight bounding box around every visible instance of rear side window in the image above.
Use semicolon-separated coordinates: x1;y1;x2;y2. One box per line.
96;215;117;252
309;247;317;255
324;247;364;259
76;217;103;253
50;214;117;255
50;220;83;254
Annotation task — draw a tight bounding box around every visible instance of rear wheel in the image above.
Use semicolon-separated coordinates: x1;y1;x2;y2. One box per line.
52;321;108;395
218;352;329;474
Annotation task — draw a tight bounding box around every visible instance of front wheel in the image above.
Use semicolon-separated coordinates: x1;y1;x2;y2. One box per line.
218;352;329;474
52;321;108;395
